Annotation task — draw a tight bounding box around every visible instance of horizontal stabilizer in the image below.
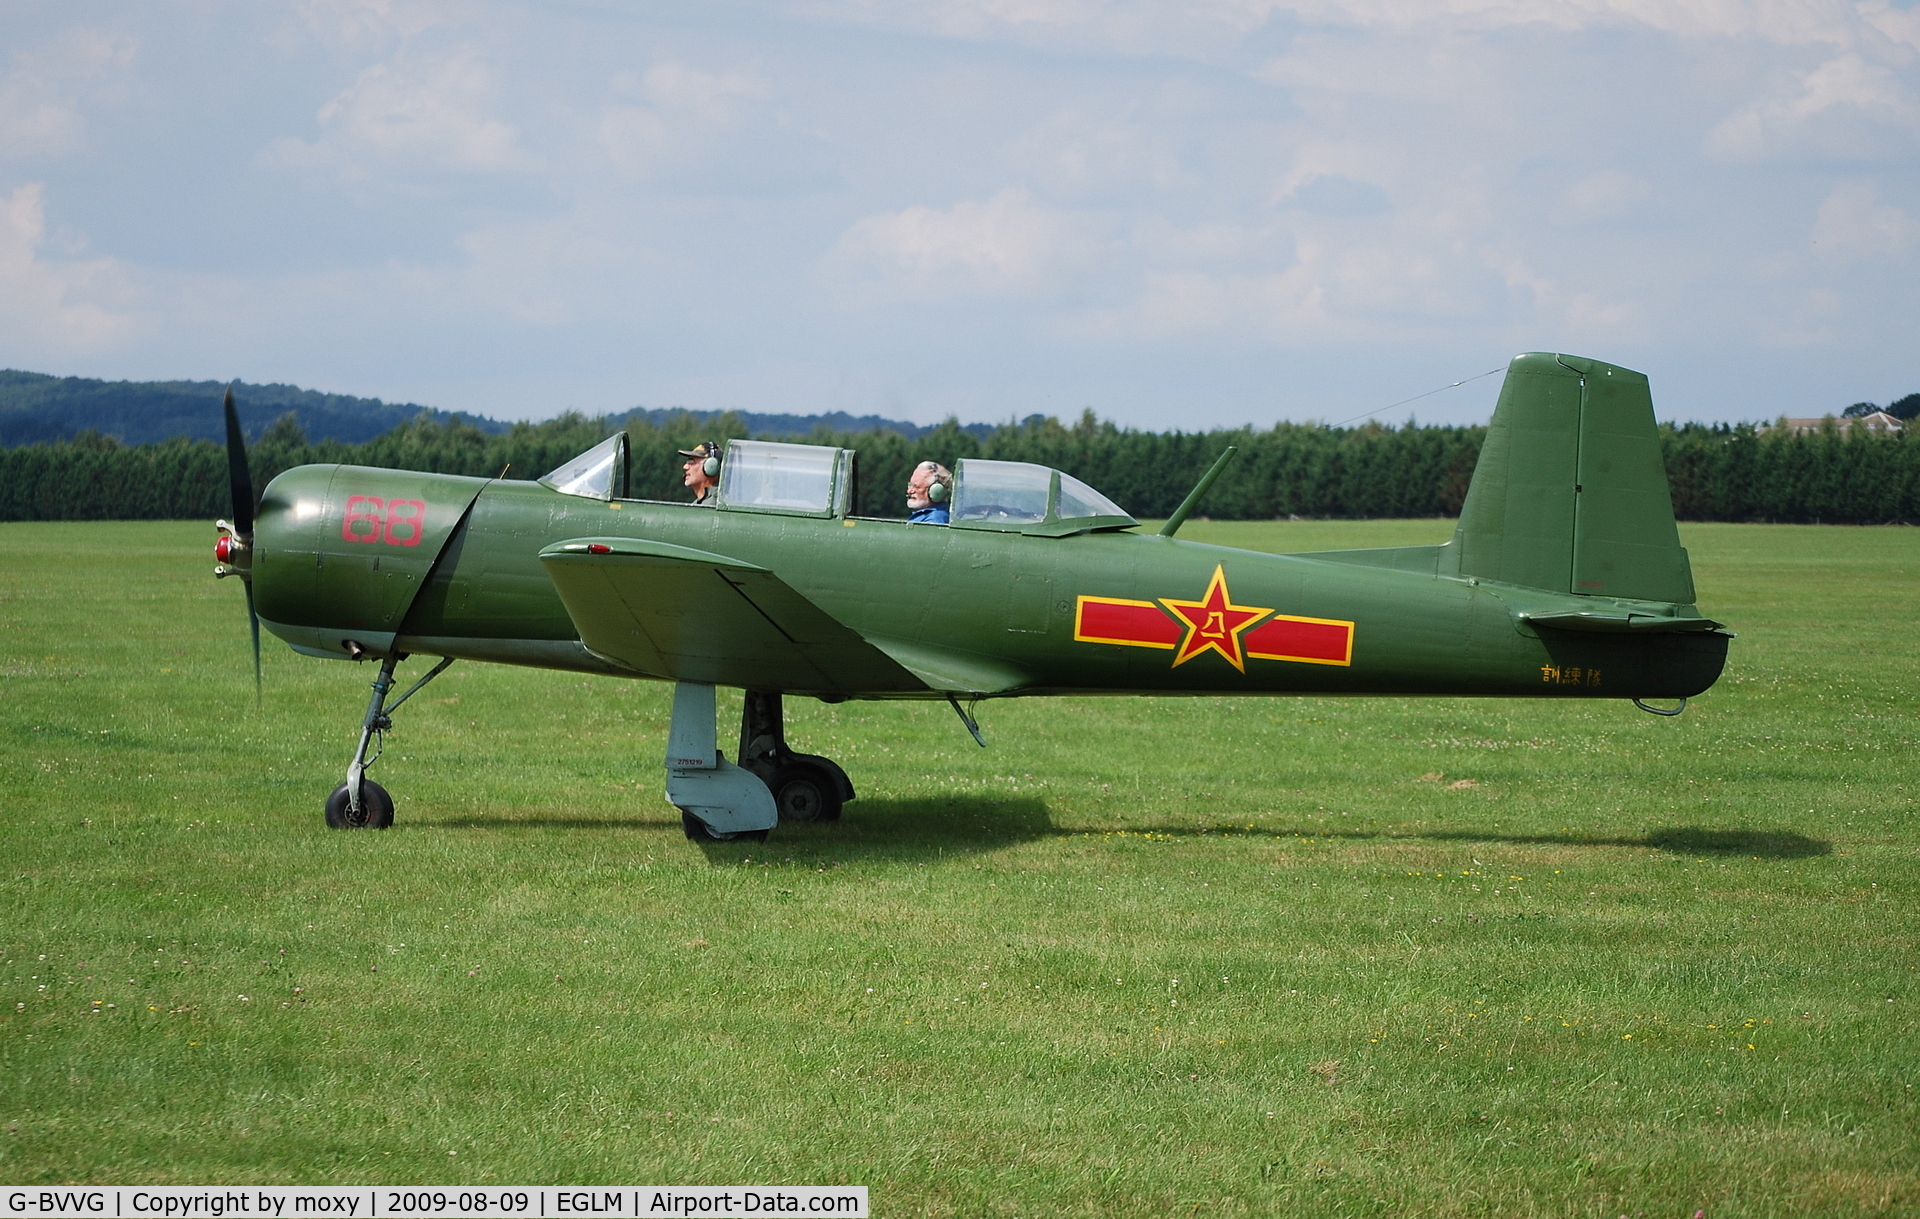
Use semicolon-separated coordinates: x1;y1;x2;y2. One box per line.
1520;610;1725;634
539;537;927;694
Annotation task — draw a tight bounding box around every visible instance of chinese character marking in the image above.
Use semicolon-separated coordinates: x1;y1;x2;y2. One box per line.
1540;665;1559;683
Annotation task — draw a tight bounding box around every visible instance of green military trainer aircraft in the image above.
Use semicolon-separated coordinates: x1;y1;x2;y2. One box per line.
213;352;1728;840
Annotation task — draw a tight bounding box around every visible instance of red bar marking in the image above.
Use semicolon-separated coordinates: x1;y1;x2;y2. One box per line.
1244;614;1354;666
1075;596;1180;650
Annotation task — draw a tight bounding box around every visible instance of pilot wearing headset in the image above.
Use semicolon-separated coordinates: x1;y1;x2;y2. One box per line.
679;440;721;504
906;461;952;524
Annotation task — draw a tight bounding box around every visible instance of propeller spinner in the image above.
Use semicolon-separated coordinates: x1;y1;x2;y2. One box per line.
213;387;262;698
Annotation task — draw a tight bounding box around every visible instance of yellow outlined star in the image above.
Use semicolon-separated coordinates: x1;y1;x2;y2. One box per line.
1159;565;1271;672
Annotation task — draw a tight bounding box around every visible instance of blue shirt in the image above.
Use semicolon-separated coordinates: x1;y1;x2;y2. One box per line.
909;504;950;525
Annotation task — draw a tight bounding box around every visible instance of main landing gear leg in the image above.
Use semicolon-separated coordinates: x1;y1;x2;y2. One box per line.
668;682;777;842
737;690;855;824
325;651;456;830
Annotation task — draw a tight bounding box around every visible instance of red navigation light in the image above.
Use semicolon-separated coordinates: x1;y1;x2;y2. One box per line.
587;543;612;554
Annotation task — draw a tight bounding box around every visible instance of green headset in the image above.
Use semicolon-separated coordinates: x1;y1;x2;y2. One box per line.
921;463;949;503
685;441;720;478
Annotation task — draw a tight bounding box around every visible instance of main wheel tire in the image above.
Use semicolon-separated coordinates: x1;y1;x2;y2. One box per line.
325;779;395;829
680;810;769;843
768;762;843;823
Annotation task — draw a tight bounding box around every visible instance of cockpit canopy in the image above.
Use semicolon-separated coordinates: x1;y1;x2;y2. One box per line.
541;435;1135;532
718;440;853;516
950;459;1135;534
539;433;629;500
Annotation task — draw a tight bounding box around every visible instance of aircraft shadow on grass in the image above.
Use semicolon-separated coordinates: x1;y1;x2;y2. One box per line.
419;805;1828;862
428;815;685;832
1106;823;1832;860
427;796;1059;861
767;801;1831;862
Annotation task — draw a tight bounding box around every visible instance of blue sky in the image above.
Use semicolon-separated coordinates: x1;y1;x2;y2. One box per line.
1;0;1916;428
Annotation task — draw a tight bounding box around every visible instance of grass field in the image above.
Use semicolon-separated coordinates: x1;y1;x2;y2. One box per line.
1;518;1915;1216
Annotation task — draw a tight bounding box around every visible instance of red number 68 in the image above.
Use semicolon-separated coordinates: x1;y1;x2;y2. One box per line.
384;499;426;546
342;495;385;543
341;495;428;545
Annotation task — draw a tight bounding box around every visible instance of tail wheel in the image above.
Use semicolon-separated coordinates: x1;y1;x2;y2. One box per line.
325;780;395;829
769;762;842;823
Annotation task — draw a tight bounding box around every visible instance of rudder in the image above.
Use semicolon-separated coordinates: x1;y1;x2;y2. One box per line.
1453;353;1695;604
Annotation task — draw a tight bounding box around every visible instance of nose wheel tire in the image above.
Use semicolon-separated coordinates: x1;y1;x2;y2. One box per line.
768;762;843;823
326;780;395;829
680;811;769;843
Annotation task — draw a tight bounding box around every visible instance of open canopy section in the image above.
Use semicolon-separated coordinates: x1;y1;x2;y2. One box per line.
719;439;852;517
539;433;629;501
951;459;1135;534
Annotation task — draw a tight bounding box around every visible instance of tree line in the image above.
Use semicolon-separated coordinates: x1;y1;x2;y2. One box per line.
2;409;1915;525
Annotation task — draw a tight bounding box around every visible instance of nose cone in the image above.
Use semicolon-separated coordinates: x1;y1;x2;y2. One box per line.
247;465;336;626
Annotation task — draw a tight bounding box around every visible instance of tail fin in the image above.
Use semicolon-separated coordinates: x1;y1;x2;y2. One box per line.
1452;353;1695;603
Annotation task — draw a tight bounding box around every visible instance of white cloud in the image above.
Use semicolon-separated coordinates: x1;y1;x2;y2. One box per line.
290;0;469;49
1274;0;1867;45
831;188;1093;295
5;3;1916;425
792;0;1284;55
1812;180;1918;257
0;28;135;158
261;46;532;178
639;61;769;122
1708;52;1920;162
1558;170;1654;222
803;0;1891;55
599;62;771;177
0;183;133;354
1063;265;1329;344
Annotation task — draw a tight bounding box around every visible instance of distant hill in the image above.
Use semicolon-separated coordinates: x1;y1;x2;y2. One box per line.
0;369;993;447
625;407;997;443
0;370;500;447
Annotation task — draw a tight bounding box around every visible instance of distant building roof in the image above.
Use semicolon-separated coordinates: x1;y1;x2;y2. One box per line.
1769;411;1903;435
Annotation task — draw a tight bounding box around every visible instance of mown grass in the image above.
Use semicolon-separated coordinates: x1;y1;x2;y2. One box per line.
1;519;1915;1216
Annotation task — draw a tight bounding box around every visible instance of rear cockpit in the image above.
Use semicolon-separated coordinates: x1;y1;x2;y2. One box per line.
947;459;1134;534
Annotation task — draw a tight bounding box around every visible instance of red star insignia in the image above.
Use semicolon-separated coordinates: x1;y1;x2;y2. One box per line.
1159;565;1271;672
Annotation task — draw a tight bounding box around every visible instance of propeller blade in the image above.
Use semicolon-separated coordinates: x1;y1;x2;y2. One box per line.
223;387;254;538
244;580;262;703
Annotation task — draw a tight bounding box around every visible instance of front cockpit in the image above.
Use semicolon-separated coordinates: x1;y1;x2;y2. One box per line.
539;433;631;500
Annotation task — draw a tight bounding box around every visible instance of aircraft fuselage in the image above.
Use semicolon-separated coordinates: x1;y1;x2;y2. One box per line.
251;466;1726;702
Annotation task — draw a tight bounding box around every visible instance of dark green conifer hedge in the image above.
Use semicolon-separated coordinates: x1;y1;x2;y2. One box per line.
2;411;1914;525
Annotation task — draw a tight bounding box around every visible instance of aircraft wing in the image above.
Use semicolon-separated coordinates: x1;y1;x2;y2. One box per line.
538;536;929;695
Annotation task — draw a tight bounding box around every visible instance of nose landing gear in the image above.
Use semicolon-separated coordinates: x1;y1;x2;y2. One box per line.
325;651;456;829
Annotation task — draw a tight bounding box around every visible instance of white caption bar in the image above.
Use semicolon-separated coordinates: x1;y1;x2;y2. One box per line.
2;1189;867;1219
